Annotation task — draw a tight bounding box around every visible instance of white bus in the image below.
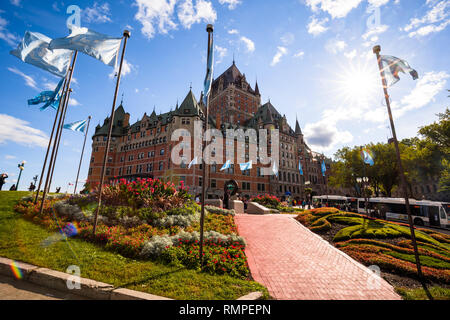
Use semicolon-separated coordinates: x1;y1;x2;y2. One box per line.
312;195;355;211
356;197;450;229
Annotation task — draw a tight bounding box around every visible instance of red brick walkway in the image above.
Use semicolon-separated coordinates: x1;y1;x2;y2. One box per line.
235;214;401;300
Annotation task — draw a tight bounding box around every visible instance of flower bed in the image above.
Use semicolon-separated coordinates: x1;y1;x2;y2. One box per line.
296;208;450;286
14;179;250;279
250;195;281;209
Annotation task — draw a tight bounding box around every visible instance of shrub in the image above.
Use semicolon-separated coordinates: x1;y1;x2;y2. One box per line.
250;195;281;209
205;206;235;216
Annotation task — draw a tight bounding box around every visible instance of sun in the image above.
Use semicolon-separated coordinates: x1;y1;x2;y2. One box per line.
334;59;380;107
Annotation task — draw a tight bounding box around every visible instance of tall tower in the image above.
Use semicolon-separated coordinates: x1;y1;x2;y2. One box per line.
208;62;261;126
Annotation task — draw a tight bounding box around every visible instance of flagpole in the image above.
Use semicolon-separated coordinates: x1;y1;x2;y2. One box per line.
373;45;423;279
93;30;130;235
39;51;78;215
74;116;91;195
34;77;68;204
199;24;213;268
48;88;73;190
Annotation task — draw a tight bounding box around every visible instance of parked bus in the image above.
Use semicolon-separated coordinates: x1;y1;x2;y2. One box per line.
356;197;449;228
312;195;352;211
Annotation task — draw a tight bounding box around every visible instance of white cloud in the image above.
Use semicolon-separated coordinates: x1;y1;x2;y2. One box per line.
280;32;295;45
84;2;112;23
5;155;16;160
177;0;216;29
215;45;228;64
392;71;449;118
240;36;255;53
344;49;357;59
43;80;58;90
368;0;389;6
109;59;134;79
228;29;239;34
305;0;363;19
325;38;347;54
0;114;48;148
271;46;288;66
362;24;388;39
0;14;19;46
8;67;39;91
134;0;178;39
218;0;241;10
293;50;305;58
304;119;353;151
69;98;81;106
10;0;21;6
135;88;139;93
403;0;450;37
307;17;329;36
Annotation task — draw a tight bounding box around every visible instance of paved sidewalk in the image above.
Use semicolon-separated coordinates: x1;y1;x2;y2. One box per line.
235;214;401;300
0;274;86;300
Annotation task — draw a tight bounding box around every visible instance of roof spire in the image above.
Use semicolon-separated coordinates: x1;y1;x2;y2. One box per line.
295;114;302;135
189;82;192;91
120;93;124;105
255;79;260;96
233;52;235;65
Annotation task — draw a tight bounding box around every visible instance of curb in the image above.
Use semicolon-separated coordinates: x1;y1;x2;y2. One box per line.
0;257;171;300
1;257;263;300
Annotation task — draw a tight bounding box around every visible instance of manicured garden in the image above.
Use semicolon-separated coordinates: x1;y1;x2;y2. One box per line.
0;182;269;299
251;194;304;213
296;207;450;300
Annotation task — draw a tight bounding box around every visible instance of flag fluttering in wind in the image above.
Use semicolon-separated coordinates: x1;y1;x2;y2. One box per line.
28;78;64;111
299;160;303;176
188;157;198;169
380;55;418;87
203;31;214;106
240;160;252;171
272;161;278;177
360;147;375;166
63;119;88;133
321;160;326;177
10;31;72;78
49;27;122;67
220;160;231;171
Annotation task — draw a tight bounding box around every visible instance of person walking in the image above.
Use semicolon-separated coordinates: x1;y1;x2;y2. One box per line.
0;173;7;191
28;182;36;192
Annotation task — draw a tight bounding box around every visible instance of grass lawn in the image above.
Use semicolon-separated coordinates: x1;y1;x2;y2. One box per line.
296;207;450;300
0;191;268;300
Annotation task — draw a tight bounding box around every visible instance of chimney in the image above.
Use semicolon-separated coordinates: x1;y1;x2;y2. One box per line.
123;113;130;127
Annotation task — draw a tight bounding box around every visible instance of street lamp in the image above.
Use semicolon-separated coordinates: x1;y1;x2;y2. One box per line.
16;160;26;190
356;177;369;216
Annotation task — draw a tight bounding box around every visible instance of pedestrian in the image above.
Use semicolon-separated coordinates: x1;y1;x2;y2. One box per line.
9;184;16;191
56;187;61;193
28;182;36;192
0;173;7;191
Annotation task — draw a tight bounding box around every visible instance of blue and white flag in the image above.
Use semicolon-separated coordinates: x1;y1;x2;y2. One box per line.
321;160;326;177
299;160;303;176
380;55;418;87
272;161;278;177
203;32;214;106
28;78;64;111
49;27;122;67
360;148;375;166
63;119;88;133
239;160;252;172
188;157;198;169
220;160;231;171
10;31;72;78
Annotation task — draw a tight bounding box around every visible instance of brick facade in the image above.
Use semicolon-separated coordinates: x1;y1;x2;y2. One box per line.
86;62;337;201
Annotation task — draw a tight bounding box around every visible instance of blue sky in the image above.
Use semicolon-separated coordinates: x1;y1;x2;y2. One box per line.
0;0;449;191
